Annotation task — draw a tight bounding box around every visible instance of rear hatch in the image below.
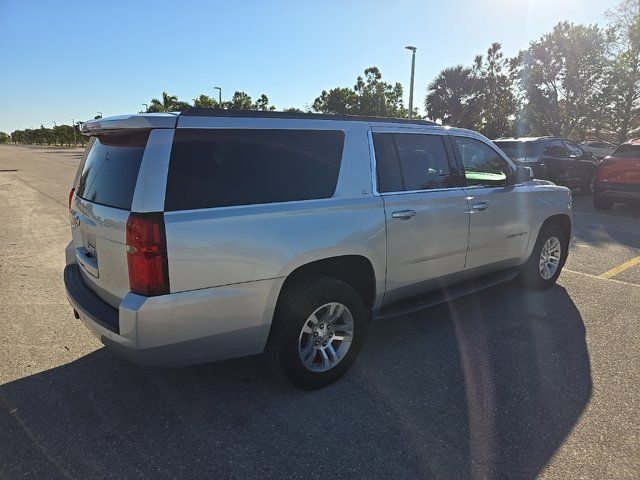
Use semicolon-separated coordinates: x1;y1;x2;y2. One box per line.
70;130;150;308
596;144;640;184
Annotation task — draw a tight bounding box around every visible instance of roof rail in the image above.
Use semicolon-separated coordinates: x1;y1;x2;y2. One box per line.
181;107;438;126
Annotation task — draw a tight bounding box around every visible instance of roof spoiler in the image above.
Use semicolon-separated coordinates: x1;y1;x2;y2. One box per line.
80;113;179;135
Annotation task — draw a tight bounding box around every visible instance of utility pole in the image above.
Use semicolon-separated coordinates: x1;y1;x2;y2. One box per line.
214;86;222;108
405;46;417;119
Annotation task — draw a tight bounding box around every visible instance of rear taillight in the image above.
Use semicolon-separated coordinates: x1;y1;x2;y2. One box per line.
68;187;75;211
126;212;170;296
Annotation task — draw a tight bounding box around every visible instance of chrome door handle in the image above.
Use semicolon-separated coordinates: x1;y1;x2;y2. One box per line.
391;210;416;220
471;202;489;211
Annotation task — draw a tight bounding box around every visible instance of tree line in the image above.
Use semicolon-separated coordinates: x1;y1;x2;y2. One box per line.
3;0;637;146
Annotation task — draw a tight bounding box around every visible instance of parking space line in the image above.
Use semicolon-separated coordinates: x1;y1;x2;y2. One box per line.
599;255;640;279
563;268;640;287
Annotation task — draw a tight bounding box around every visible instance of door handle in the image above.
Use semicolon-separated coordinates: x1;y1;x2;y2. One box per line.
471;202;489;211
391;209;416;220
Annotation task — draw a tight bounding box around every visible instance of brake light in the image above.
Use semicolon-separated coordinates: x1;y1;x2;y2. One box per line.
126;212;170;296
68;187;75;211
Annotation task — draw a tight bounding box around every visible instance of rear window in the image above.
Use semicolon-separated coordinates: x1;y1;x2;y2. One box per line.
75;131;149;210
611;144;640;158
493;141;538;158
164;129;345;211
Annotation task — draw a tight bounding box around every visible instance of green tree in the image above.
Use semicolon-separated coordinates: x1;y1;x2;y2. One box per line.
601;0;640;142
193;94;220;108
473;43;518;138
147;91;191;112
253;94;276;111
425;65;483;129
0;132;9;144
313;67;408;117
514;22;608;138
282;107;304;113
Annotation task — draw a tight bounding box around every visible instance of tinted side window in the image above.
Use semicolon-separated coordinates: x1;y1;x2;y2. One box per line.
451;136;511;186
564;141;583;157
373;133;453;192
546;140;567;157
165;129;344;211
76;131;149;210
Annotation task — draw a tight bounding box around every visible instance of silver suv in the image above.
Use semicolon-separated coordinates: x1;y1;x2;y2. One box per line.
64;109;572;389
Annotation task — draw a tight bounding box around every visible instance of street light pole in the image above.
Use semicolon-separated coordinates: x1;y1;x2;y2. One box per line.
97;111;103;118
142;103;148;112
214;87;222;108
71;119;77;146
405;46;417;119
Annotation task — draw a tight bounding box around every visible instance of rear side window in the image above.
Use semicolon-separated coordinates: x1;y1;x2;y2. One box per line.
612;144;640;158
373;133;454;192
75;131;149;210
165;129;344;211
493;140;538;158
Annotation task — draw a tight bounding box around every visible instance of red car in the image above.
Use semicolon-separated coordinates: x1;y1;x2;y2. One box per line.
593;139;640;210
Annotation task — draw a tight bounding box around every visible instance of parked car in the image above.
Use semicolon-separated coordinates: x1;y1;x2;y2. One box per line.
65;110;572;389
580;140;617;159
593;139;640;210
493;137;598;193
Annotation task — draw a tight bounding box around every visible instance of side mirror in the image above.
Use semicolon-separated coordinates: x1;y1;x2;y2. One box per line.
513;166;534;184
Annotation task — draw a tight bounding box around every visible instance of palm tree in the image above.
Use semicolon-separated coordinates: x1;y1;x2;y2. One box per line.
147;92;179;112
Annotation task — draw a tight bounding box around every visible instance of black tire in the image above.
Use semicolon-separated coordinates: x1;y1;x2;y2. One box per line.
593;195;614;210
520;223;568;290
266;276;369;390
580;175;595;195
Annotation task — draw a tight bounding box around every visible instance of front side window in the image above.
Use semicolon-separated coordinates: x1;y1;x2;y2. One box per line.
546;140;567;157
451;136;511;187
564;141;583;157
373;133;454;192
165;129;344;211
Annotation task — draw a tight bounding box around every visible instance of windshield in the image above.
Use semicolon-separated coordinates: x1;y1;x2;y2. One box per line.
611;144;640;158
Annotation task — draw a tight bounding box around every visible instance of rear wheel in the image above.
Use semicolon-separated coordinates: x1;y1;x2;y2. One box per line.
266;276;368;390
593;195;614;210
520;224;568;289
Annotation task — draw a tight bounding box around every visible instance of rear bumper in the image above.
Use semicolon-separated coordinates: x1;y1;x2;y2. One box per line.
64;264;283;367
594;183;640;203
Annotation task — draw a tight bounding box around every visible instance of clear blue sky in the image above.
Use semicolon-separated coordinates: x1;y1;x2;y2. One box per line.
0;0;619;132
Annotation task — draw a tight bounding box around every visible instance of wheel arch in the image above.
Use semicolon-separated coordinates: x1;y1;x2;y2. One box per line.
276;255;378;311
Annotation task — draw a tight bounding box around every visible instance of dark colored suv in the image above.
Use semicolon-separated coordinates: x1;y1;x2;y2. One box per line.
493;137;598;192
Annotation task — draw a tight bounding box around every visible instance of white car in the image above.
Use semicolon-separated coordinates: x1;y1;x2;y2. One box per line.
580;140;616;159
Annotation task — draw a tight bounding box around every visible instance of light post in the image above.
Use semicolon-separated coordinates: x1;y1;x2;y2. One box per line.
71;119;77;146
51;121;57;146
214;86;222;108
405;46;417;119
97;111;103;118
142;103;148;112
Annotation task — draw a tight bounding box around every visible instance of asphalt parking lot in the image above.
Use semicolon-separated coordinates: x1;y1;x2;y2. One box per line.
0;144;638;479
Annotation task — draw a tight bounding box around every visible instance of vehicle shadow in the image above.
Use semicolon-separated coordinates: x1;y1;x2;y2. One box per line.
0;284;591;479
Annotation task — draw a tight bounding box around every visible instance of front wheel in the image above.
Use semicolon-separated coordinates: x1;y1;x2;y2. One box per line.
520;224;568;289
266;276;368;390
593;195;614;210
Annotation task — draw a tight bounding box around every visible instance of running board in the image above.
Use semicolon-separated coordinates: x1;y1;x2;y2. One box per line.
376;268;520;321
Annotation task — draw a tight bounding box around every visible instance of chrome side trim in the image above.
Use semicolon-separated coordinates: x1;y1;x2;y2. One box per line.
81;113;178;135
